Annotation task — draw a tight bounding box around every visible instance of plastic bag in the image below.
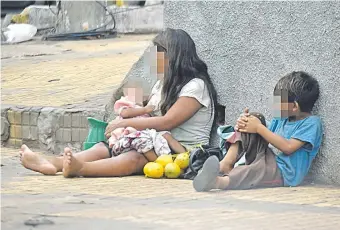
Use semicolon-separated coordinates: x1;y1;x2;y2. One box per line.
2;24;37;44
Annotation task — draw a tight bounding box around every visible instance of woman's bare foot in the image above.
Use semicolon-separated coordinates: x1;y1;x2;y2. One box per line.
63;148;84;178
19;145;57;175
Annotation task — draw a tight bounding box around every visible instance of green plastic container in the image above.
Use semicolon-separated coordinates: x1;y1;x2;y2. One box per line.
83;117;108;150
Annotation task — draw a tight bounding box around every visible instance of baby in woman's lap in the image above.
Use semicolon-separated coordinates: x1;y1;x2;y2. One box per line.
108;81;186;157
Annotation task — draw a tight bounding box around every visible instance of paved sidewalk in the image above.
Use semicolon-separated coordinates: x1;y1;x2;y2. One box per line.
1;147;340;230
1;35;154;108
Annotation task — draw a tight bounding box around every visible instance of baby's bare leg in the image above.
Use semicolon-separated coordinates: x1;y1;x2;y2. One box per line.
162;133;186;154
143;149;158;162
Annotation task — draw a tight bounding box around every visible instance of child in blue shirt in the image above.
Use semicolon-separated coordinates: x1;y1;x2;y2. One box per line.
193;71;323;191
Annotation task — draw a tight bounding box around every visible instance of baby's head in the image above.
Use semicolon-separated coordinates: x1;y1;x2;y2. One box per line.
273;71;320;119
122;80;149;105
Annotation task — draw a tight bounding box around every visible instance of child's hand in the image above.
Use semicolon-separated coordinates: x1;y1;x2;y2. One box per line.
237;115;261;133
236;115;248;130
235;108;250;131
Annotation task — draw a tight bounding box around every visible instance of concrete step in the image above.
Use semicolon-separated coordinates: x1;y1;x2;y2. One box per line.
1;105;106;154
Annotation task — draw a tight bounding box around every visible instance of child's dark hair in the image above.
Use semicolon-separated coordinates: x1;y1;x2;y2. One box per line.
274;71;320;112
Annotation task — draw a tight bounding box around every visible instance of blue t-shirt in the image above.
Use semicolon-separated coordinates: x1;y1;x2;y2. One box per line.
268;116;323;187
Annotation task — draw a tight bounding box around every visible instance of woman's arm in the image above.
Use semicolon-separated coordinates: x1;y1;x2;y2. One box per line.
105;97;202;137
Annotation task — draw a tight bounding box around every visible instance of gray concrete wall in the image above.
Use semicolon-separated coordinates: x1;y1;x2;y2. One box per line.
106;4;163;34
57;1;106;33
2;1;163;35
164;1;340;185
25;5;57;30
57;0;163;34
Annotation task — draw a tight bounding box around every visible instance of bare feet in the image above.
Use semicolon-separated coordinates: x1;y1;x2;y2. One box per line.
63;148;84;178
19;145;57;175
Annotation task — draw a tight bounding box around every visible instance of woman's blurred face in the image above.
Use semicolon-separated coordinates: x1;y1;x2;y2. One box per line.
156;50;168;80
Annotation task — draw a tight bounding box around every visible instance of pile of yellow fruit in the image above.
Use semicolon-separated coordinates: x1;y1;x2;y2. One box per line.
143;152;190;179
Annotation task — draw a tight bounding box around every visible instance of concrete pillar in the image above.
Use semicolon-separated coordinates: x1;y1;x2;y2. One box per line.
56;0;106;33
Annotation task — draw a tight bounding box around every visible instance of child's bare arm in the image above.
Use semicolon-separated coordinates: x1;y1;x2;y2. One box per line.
257;125;305;155
120;105;155;119
237;116;305;155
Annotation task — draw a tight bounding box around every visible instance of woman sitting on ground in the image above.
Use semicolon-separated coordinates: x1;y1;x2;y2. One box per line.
19;28;218;178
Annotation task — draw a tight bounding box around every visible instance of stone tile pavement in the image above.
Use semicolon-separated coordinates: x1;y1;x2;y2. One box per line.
1;147;340;230
1;34;155;107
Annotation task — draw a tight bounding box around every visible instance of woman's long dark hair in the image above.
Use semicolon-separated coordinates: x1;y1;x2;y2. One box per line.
153;28;218;121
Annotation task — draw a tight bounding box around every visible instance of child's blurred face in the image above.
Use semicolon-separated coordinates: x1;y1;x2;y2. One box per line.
123;87;144;105
272;89;297;119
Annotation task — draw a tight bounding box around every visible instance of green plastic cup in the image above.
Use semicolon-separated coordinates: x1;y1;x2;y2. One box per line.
83;117;108;150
